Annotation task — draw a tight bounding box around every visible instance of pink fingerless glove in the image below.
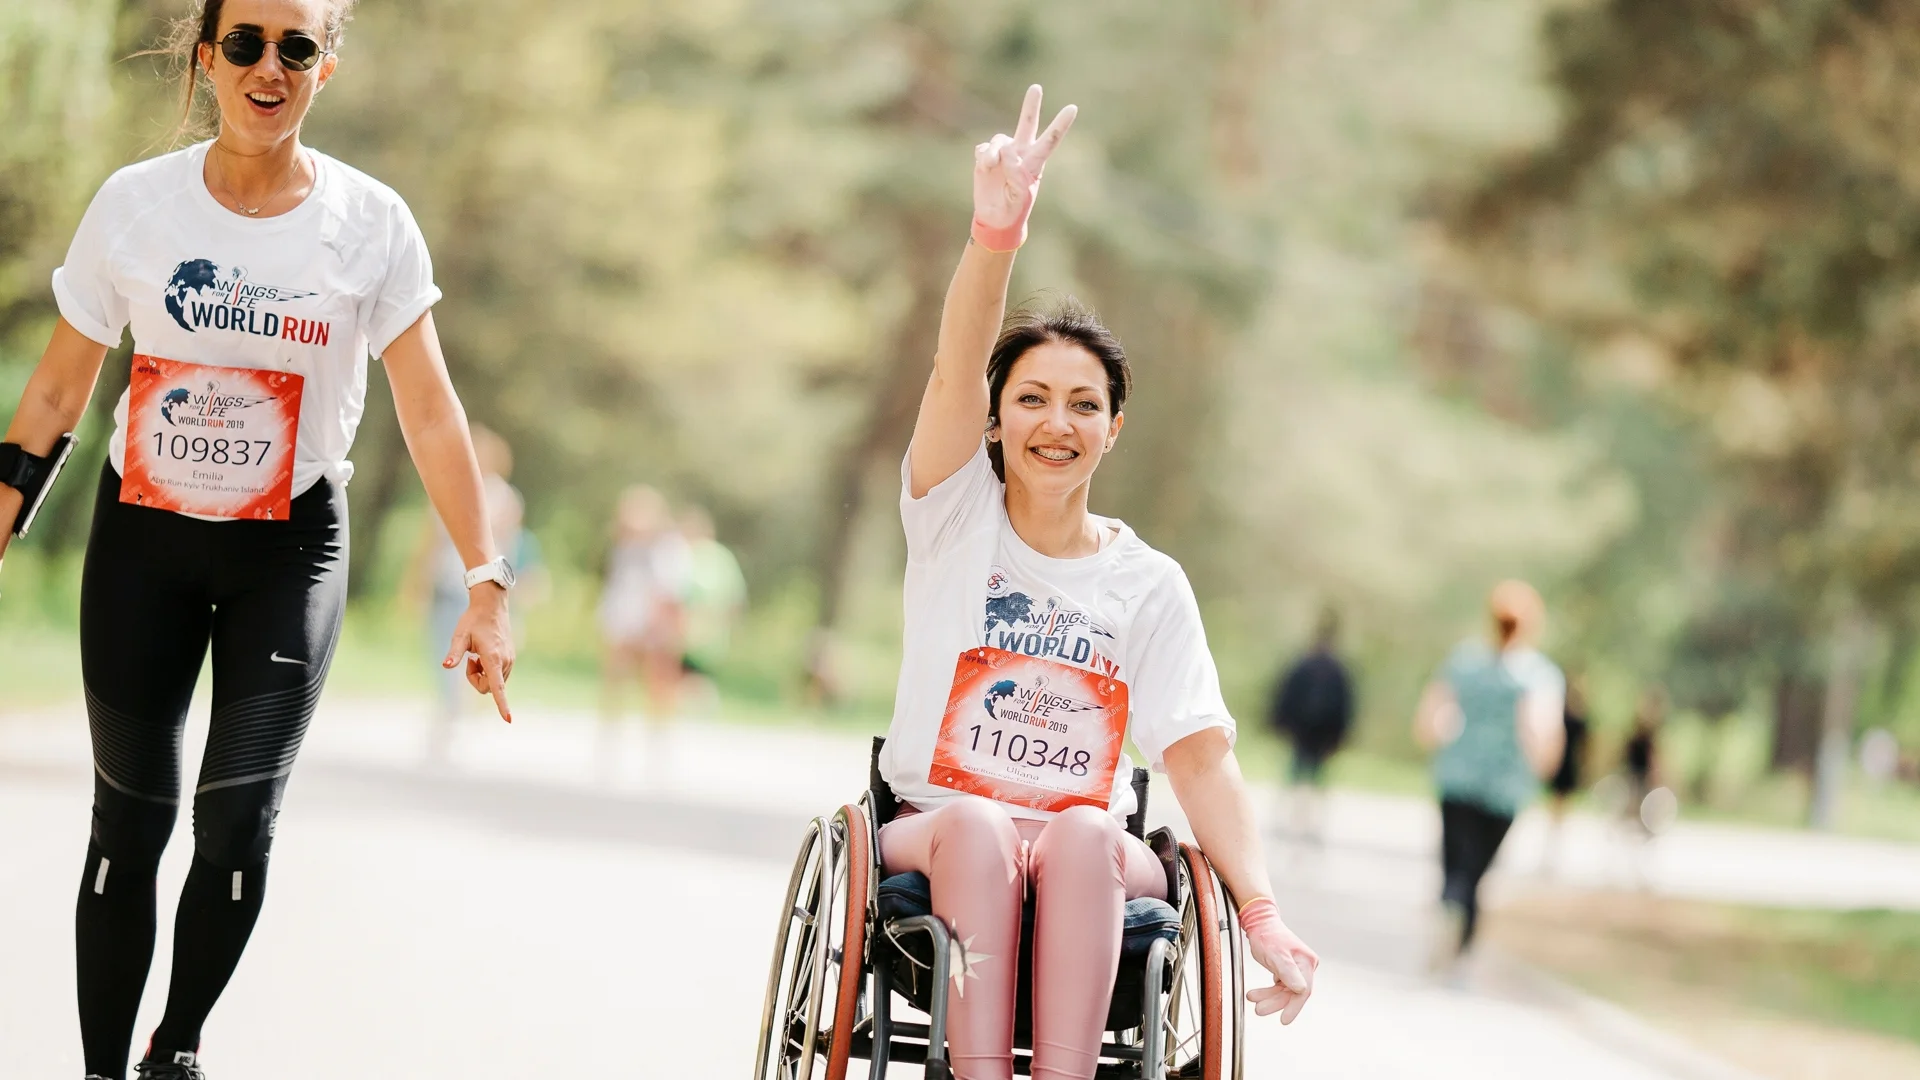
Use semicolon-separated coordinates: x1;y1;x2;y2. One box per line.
971;214;1031;254
1240;896;1308;991
1239;896;1281;941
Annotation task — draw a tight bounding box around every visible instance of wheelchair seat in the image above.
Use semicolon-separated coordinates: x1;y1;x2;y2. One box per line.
876;871;1183;955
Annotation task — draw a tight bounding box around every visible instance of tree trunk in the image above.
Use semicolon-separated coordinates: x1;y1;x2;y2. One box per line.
1771;672;1823;773
1809;612;1870;830
805;210;953;699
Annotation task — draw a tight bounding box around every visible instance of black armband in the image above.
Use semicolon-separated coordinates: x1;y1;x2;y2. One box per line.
0;433;76;538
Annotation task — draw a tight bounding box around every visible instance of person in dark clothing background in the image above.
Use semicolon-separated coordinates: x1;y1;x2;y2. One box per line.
1547;677;1591;811
1268;607;1355;844
1542;674;1591;875
1623;688;1666;835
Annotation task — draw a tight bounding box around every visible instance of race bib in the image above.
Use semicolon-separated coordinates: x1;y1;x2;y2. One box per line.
121;355;303;520
929;646;1129;814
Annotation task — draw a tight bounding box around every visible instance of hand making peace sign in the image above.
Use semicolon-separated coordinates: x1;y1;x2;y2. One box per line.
971;84;1078;253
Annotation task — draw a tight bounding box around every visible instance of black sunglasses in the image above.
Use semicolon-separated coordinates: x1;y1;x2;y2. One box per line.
217;28;326;72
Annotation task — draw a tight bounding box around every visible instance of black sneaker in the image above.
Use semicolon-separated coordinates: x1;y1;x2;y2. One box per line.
135;1051;206;1080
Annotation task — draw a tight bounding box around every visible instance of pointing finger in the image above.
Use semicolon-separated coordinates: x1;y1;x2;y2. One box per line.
488;662;513;723
1014;83;1042;144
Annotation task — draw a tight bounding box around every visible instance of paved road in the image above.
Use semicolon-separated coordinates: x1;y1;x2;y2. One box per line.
0;699;1824;1078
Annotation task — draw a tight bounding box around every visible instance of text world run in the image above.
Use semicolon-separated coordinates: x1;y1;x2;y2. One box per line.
995;629;1095;665
188;301;331;346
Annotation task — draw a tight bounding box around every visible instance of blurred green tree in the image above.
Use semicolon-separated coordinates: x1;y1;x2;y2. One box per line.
1450;0;1920;820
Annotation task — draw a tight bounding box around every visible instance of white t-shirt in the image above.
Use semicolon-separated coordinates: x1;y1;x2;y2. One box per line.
52;141;442;501
598;533;691;643
881;444;1236;822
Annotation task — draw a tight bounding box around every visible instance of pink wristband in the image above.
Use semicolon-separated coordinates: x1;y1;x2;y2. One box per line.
971;216;1028;254
1238;896;1280;937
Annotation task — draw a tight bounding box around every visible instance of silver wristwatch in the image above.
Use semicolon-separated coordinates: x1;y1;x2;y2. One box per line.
462;556;517;591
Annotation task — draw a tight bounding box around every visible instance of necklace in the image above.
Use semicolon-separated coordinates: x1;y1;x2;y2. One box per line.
212;142;306;216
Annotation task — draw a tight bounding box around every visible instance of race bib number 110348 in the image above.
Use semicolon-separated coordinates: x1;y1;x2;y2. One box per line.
121;355;302;520
929;646;1129;814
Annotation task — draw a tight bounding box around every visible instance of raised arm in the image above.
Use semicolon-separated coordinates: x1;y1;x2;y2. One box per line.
0;318;111;564
907;84;1076;498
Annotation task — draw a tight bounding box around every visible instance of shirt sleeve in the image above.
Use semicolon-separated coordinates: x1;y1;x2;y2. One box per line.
366;197;443;356
1125;562;1236;769
49;178;131;348
899;442;1001;562
1521;653;1567;716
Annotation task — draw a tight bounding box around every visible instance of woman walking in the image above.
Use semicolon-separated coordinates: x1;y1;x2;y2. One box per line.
0;2;515;1075
1413;580;1564;966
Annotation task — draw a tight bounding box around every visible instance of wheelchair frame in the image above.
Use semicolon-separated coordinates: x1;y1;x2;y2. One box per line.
755;738;1246;1079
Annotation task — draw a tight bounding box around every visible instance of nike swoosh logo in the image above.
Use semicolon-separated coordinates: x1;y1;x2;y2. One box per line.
269;651;307;665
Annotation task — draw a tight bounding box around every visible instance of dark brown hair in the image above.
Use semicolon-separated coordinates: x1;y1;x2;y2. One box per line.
151;0;358;143
985;298;1131;481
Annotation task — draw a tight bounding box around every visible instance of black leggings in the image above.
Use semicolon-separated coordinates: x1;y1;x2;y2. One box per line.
76;463;346;1078
1438;797;1514;948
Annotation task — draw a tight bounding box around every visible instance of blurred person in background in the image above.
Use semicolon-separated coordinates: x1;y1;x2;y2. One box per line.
1266;606;1355;846
598;484;689;769
408;424;544;761
1541;672;1591;872
1622;688;1667;833
675;504;746;718
0;1;517;1075
1414;580;1565;968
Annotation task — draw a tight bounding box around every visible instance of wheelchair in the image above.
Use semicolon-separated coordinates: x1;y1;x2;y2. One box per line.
755;737;1247;1079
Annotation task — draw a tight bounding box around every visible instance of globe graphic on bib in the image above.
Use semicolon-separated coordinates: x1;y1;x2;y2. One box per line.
983;678;1018;718
164;259;223;332
160;387;193;424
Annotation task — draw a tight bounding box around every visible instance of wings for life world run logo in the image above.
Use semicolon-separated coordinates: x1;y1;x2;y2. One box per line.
982;565;1120;674
159;381;274;428
164;259;331;344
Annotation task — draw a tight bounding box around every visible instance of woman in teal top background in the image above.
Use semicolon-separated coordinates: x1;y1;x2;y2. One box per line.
1413;580;1566;963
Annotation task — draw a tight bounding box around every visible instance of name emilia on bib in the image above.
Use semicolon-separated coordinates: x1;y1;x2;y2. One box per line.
930;646;1129;814
121;355;303;520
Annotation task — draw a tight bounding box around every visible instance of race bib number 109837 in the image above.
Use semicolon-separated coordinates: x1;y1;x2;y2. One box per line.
929;646;1129;814
121;355;303;520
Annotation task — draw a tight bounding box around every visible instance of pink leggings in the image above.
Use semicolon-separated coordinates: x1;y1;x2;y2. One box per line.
877;798;1168;1080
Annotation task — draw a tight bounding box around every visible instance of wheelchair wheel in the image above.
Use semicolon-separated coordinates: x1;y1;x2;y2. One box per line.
754;805;870;1080
1153;844;1246;1080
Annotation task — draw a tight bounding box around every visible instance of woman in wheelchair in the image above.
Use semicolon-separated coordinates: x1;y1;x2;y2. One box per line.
873;85;1317;1080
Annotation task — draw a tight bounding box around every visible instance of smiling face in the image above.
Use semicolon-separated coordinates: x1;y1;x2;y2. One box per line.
992;339;1124;498
197;0;339;150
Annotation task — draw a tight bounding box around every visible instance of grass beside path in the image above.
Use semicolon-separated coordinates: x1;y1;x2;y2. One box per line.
1490;887;1920;1080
